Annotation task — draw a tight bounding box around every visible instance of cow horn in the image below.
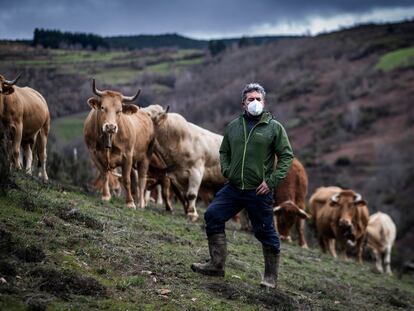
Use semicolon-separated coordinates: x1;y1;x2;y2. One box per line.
331;193;339;202
273;205;282;213
122;89;141;103
165;105;170;113
354;193;362;202
297;208;311;219
4;73;21;86
92;79;104;97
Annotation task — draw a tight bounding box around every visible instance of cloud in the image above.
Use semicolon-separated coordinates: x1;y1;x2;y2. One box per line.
0;0;413;39
246;6;414;37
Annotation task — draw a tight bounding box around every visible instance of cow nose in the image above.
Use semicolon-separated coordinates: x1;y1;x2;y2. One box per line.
339;219;352;228
104;123;118;134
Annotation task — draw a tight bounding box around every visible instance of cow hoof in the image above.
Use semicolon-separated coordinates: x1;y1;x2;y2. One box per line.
102;195;111;202
187;212;199;222
301;244;309;249
127;202;137;209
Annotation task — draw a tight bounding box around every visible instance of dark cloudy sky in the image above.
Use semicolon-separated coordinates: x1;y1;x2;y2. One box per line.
1;0;413;39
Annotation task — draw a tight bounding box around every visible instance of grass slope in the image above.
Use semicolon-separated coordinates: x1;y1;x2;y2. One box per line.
51;112;88;142
0;173;413;310
375;46;414;71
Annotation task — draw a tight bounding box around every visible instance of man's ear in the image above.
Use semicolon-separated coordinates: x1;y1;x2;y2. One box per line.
122;104;139;115
87;97;101;110
2;85;15;95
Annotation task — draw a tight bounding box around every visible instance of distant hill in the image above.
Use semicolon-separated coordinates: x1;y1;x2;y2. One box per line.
105;33;301;50
7;28;298;50
105;33;207;50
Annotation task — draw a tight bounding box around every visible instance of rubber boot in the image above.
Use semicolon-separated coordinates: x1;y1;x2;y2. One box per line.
191;233;227;277
260;246;280;288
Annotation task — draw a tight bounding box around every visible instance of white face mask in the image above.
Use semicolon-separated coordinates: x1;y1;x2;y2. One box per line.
246;100;263;116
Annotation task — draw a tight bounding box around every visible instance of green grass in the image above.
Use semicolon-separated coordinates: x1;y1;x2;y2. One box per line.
375;46;414;71
94;67;142;84
51;112;88;142
0;173;413;310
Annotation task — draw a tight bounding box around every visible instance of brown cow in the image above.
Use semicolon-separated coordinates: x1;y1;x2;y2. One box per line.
272;158;310;248
240;158;310;248
309;186;342;224
84;80;154;209
0;74;50;180
315;189;369;262
142;105;226;221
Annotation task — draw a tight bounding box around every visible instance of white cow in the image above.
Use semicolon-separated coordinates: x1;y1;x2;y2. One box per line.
366;212;397;275
142;105;226;221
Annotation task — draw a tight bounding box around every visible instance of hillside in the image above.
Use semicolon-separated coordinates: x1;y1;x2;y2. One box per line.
0;20;413;269
0;173;413;310
162;21;414;261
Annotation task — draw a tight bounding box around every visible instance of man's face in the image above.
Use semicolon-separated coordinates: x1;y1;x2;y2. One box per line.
243;91;265;111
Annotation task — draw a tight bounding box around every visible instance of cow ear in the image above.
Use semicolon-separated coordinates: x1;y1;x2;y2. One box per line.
2;85;15;95
122;104;139;115
87;97;101;110
355;199;367;207
155;111;168;126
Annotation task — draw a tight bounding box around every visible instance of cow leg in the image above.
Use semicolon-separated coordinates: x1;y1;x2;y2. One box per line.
372;248;384;273
36;127;49;181
91;152;111;201
137;158;149;209
130;169;139;204
11;124;23;169
328;239;337;258
295;217;308;249
22;142;33;175
355;238;364;264
186;166;204;222
162;176;173;212
239;209;252;231
156;184;163;205
384;246;393;275
121;156;136;209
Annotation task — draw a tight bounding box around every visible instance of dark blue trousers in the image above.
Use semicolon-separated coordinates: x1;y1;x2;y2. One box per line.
204;183;280;253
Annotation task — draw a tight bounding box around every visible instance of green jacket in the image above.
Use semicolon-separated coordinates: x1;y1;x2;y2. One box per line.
219;112;294;190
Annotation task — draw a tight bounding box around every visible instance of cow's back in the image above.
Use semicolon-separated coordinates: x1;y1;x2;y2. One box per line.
6;86;49;138
274;158;308;208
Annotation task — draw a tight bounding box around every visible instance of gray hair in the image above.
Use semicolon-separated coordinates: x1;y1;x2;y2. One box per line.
241;83;266;102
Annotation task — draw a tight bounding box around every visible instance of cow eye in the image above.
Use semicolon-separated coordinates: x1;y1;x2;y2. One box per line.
117;110;121;114
100;106;105;111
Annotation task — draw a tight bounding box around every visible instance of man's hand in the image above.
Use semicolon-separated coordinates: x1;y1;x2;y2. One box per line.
256;181;271;196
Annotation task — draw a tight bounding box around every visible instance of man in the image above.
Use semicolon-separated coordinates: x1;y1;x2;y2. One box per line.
191;83;294;288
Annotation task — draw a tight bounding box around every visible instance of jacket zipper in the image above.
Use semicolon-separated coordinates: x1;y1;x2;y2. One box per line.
241;118;262;190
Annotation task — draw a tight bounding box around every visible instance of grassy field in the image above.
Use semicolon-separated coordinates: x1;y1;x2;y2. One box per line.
0;173;413;310
0;44;206;85
51;112;88;142
375;46;414;71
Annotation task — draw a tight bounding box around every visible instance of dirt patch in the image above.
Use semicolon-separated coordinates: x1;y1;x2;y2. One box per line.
56;206;104;230
30;267;108;299
203;281;298;310
15;245;46;263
